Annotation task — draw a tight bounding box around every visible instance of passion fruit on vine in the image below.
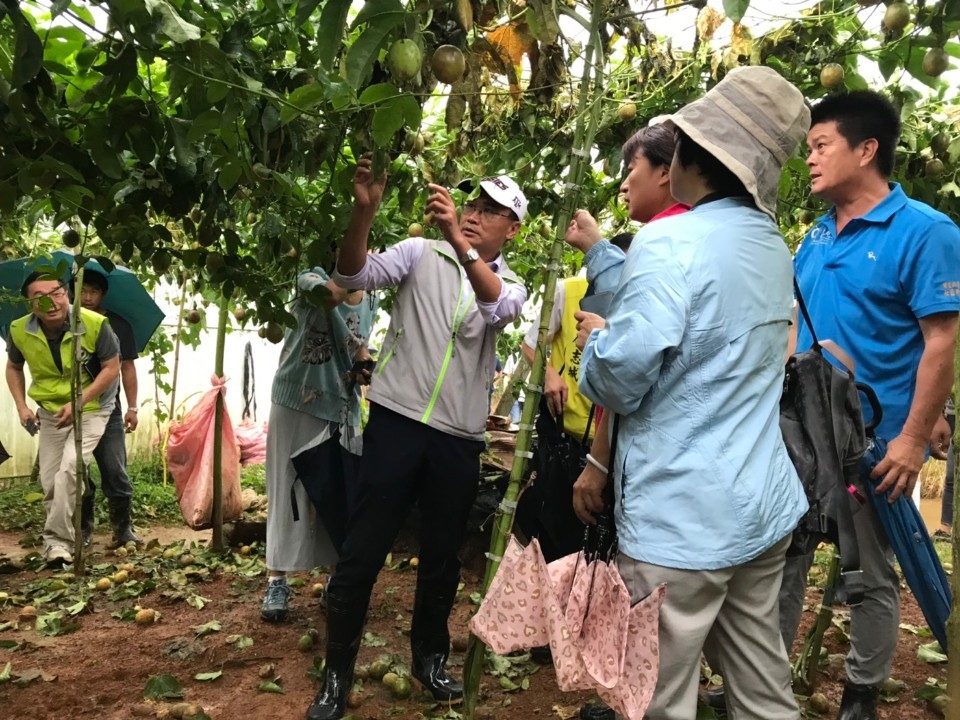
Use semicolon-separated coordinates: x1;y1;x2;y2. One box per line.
387;39;422;81
264;323;285;344
62;229;81;248
617;103;637;122
925;158;945;178
820;63;844;89
431;45;466;84
931;133;950;157
883;3;911;34
408;222;424;237
152;249;172;274
922;47;949;78
186;310;202;325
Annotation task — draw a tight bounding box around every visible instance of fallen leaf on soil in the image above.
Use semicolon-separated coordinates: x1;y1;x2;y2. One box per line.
552;705;579;719
194;670;222;681
257;680;284;693
162;636;207;661
226;634;253;649
918;641;948;664
143;672;184;699
12;667;56;686
192;620;222;636
0;661;11;682
362;631;387;647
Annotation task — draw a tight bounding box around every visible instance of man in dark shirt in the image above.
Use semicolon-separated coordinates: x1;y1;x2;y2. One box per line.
78;270;142;547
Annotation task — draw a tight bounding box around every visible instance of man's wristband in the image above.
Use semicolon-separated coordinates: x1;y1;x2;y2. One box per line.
128;407;139;413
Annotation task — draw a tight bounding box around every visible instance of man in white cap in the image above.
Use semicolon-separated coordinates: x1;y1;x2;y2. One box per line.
573;66;810;719
304;157;528;720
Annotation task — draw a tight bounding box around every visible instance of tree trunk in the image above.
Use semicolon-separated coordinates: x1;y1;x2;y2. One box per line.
947;334;960;718
210;294;229;552
71;265;87;573
462;3;606;715
493;355;530;416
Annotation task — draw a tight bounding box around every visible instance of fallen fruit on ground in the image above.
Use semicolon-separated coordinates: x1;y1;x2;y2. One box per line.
113;570;129;584
391;676;412;699
382;671;399;690
347;690;364;708
258;663;275;679
368;659;390;680
135;609;157;625
311;583;325;597
240;545;252;556
179;553;196;567
809;692;829;713
298;633;314;652
96;578;112;591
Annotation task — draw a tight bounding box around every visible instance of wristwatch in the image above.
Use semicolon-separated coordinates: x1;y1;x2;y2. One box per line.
460;247;480;265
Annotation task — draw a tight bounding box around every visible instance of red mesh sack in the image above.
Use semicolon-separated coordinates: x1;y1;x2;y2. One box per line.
166;376;243;529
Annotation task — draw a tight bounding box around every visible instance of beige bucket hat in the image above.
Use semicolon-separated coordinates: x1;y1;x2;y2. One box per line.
654;65;810;219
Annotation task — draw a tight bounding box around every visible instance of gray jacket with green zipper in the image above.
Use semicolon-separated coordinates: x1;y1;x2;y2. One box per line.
340;238;525;441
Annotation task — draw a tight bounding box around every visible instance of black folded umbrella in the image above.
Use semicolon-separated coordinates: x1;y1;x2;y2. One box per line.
0;439;9;466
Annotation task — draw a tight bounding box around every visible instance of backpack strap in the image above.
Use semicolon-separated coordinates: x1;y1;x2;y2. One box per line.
794;277;820;349
833;488;865;605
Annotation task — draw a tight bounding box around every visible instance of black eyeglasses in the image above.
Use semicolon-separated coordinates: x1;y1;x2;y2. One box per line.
462;201;515;222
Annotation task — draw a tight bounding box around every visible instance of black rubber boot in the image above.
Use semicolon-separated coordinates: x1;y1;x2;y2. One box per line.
704;686;727;711
305;591;367;720
108;498;142;548
410;589;462;702
838;682;878;720
80;485;95;547
579;700;615;719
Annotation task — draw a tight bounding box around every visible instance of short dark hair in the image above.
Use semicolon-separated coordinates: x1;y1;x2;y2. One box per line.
674;129;750;198
610;232;634;252
622;124;677;170
81;269;109;294
810;91;900;177
20;271;57;297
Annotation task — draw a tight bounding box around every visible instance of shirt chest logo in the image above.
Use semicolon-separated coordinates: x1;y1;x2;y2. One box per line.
867;251;877;261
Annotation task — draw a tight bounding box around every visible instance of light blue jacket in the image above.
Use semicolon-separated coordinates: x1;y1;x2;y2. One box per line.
579;198;807;570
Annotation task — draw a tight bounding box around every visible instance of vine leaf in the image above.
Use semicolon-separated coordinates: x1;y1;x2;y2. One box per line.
723;0;751;24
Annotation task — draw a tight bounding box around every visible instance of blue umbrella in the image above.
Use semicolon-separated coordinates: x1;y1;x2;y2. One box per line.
0;250;164;353
866;437;951;652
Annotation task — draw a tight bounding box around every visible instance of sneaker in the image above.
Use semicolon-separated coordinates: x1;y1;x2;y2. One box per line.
260;578;291;622
45;545;73;566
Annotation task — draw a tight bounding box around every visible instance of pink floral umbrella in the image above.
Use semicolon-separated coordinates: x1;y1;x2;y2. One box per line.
469;536;665;720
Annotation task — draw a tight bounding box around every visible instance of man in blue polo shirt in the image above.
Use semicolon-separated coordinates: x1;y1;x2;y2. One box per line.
781;90;960;720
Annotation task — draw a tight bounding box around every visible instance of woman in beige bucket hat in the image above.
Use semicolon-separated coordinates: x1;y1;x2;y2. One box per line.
573;66;811;719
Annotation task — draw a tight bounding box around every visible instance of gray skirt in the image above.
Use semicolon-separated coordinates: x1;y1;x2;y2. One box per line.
264;404;359;571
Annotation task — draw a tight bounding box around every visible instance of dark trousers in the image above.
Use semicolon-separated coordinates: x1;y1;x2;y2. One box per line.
85;406;133;503
327;404;483;612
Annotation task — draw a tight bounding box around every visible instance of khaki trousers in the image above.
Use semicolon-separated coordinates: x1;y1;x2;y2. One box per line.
37;407;111;551
617;536;799;720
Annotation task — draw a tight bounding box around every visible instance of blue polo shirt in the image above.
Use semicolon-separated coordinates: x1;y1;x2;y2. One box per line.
795;183;960;441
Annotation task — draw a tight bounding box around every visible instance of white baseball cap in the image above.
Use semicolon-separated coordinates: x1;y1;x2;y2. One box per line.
458;175;528;221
